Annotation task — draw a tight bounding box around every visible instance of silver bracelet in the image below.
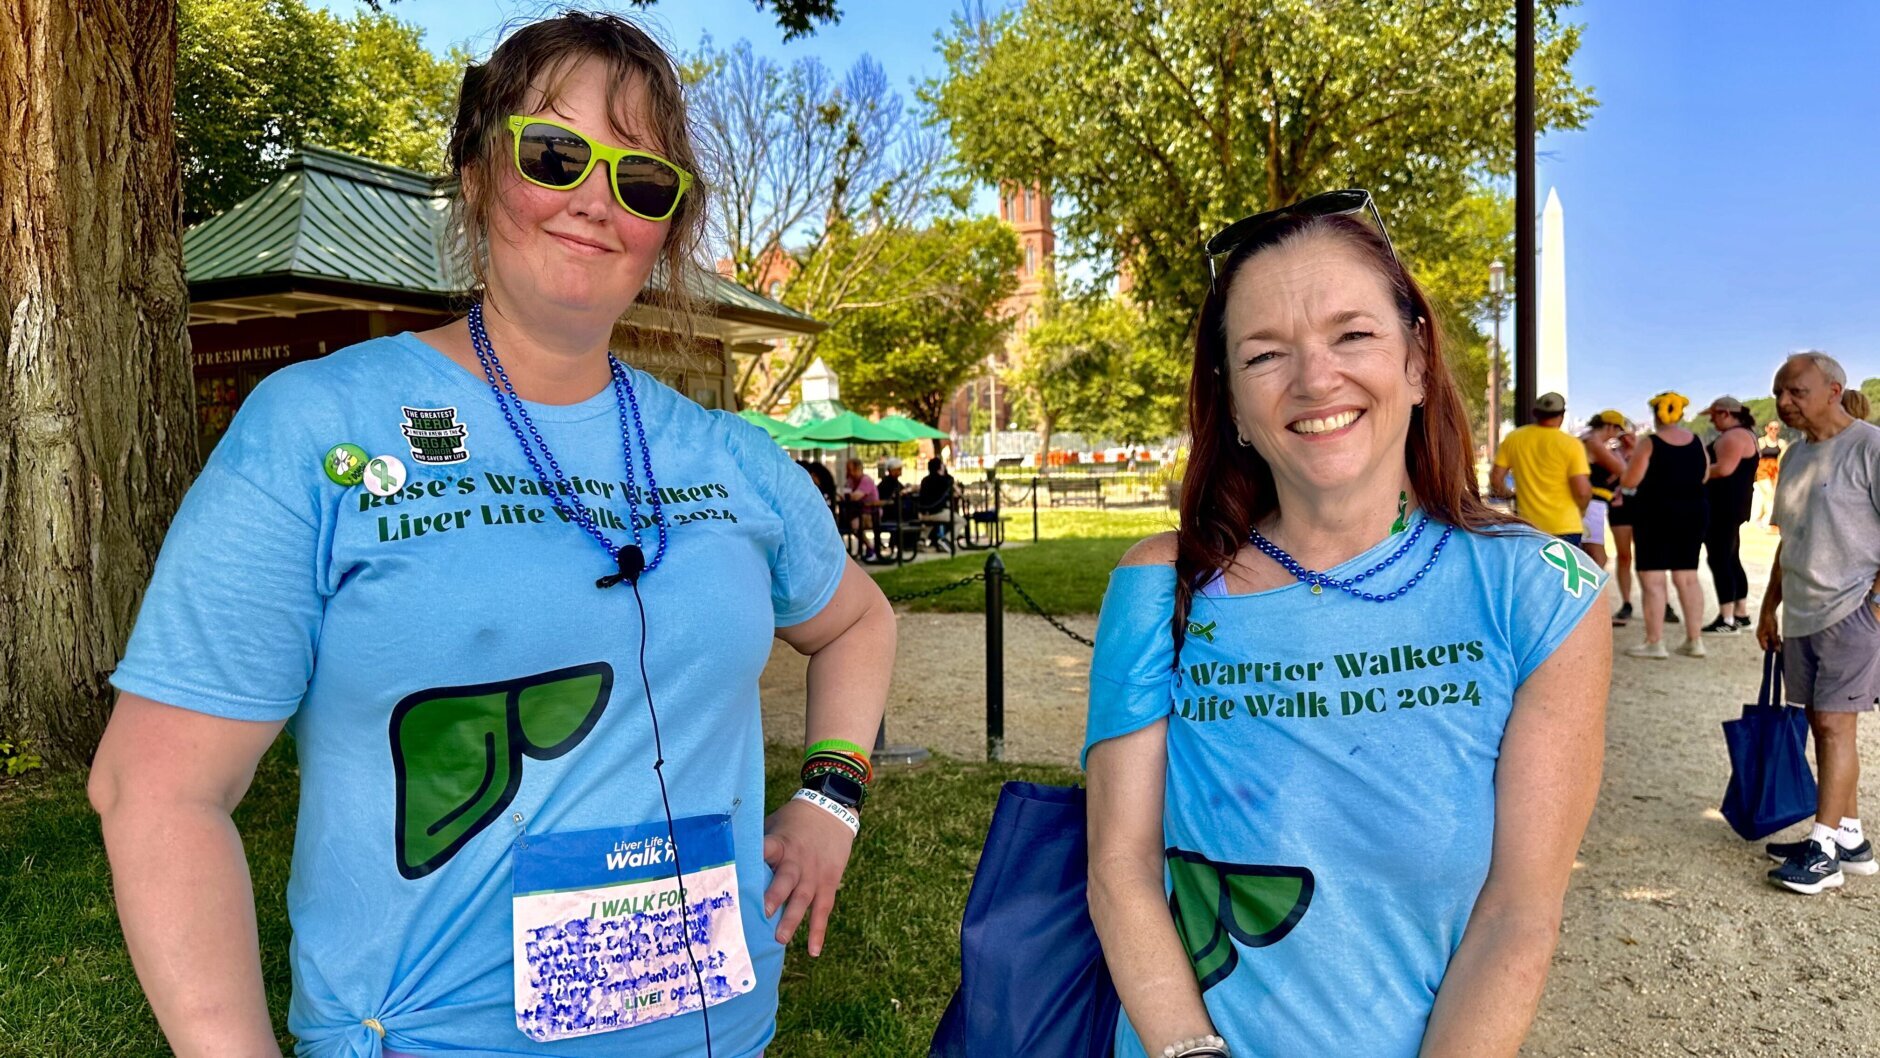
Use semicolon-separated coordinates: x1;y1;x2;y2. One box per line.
1162;1035;1229;1058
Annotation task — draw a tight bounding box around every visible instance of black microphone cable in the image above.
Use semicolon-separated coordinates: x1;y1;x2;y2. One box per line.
622;547;713;1058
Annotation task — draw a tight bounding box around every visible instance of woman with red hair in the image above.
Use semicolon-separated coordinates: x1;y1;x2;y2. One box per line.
1083;191;1611;1058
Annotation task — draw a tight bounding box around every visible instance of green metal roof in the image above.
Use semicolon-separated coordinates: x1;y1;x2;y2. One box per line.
184;145;819;330
185;148;454;295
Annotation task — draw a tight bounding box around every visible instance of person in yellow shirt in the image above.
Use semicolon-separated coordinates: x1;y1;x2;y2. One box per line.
1491;392;1593;544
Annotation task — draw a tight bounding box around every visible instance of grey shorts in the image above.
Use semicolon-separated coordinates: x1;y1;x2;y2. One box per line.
1787;604;1880;713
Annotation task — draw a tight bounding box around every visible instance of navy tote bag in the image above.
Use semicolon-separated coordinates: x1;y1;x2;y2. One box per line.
930;781;1121;1058
1720;649;1819;841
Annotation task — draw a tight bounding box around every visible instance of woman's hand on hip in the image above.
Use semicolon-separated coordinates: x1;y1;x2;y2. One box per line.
762;798;857;957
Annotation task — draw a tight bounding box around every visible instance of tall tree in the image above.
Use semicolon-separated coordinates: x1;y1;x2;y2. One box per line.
1009;287;1178;463
176;0;465;222
816;217;1020;426
932;0;1596;416
2;0;197;767
685;40;950;411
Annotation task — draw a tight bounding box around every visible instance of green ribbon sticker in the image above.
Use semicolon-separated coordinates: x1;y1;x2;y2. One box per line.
389;662;613;880
1539;539;1601;598
1166;848;1315;991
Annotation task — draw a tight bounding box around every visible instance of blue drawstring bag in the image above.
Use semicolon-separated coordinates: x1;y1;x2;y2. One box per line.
1721;649;1818;840
930;782;1120;1058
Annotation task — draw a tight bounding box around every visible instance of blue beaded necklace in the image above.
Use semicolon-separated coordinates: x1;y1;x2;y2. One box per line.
1247;515;1452;602
467;301;669;588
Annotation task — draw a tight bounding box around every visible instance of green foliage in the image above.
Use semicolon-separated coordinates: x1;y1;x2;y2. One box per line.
931;0;1596;422
1009;286;1184;452
869;508;1175;614
0;739;43;777
631;0;839;41
177;0;466;222
817;217;1022;426
0;739;1074;1058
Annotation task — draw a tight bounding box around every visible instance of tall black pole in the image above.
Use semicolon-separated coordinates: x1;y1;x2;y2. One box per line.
984;552;1005;763
1514;0;1538;426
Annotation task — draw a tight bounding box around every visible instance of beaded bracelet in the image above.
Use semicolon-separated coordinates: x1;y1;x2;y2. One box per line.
803;757;870;783
1162;1035;1229;1058
802;749;873;785
791;787;860;836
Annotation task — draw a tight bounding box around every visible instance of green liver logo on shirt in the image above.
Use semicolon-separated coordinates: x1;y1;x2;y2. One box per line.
389;663;613;880
1166;848;1315;991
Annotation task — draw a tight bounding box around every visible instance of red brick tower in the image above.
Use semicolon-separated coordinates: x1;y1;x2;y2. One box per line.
939;182;1054;447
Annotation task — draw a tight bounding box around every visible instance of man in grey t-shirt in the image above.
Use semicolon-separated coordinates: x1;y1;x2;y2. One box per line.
1757;352;1880;894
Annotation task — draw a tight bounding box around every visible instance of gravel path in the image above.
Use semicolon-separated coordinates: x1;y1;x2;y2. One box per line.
760;528;1878;1054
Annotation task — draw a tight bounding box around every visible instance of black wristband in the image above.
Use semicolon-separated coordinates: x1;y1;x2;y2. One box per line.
802;770;866;810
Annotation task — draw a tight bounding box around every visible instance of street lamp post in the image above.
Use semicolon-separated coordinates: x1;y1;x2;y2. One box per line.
1487;260;1505;460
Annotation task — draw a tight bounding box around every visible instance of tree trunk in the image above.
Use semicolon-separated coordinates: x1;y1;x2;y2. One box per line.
1037;411;1056;471
0;0;195;767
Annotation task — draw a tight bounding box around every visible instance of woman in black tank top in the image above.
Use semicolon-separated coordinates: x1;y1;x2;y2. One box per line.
1618;392;1711;656
1701;402;1760;630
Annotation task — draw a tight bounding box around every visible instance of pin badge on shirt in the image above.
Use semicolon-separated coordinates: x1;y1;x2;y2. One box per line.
323;443;369;486
364;455;408;497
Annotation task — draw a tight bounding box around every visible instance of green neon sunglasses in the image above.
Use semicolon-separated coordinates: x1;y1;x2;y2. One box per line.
507;115;694;222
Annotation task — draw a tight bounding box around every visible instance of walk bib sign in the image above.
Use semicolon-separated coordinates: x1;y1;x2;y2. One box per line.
510;814;754;1042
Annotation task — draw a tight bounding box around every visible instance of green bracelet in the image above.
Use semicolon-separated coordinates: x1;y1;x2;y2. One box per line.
805;738;870;759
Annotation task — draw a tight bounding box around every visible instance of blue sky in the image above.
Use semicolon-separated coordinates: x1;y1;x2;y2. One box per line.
331;0;1880;418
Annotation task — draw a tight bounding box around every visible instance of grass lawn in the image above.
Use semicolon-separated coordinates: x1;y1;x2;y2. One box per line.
870;506;1174;615
0;743;1079;1058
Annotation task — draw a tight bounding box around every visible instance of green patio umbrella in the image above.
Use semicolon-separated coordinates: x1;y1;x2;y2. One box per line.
737;408;794;439
783;410;905;446
875;414;949;441
778;435;852;451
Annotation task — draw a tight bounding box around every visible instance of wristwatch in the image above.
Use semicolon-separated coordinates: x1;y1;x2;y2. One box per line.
802;770;866;811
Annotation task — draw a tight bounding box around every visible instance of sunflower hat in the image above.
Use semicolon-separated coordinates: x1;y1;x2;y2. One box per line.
1648;391;1690;426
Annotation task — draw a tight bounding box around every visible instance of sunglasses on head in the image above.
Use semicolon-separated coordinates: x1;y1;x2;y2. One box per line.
507;115;694;223
1202;188;1396;293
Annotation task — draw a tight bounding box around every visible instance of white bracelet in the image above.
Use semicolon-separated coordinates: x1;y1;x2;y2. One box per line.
791;787;860;836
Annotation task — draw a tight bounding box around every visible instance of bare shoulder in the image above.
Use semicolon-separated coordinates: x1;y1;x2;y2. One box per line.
1118;531;1178;568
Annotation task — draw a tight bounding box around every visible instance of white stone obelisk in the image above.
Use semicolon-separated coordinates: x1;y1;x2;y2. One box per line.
1537;188;1569;405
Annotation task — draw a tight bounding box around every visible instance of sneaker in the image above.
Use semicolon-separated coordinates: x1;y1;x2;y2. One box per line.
1625;641;1669;659
1665;605;1681;625
1615;602;1635;622
1701;616;1739;634
1768;842;1845;894
1676;638;1707;658
1735;616;1755;630
1767;838;1879;876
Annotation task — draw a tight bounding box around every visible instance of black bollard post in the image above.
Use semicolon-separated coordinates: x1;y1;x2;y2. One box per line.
984;551;1005;762
1031;475;1039;542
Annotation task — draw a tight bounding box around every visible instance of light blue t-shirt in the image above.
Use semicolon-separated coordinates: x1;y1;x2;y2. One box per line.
1084;520;1603;1058
112;333;847;1058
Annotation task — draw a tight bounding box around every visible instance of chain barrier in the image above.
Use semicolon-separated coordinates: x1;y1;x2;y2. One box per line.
882;573;985;604
880;566;1093;647
998;482;1038;505
1001;573;1096;648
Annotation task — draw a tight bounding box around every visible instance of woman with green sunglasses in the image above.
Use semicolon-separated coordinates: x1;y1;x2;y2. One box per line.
93;12;890;1058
